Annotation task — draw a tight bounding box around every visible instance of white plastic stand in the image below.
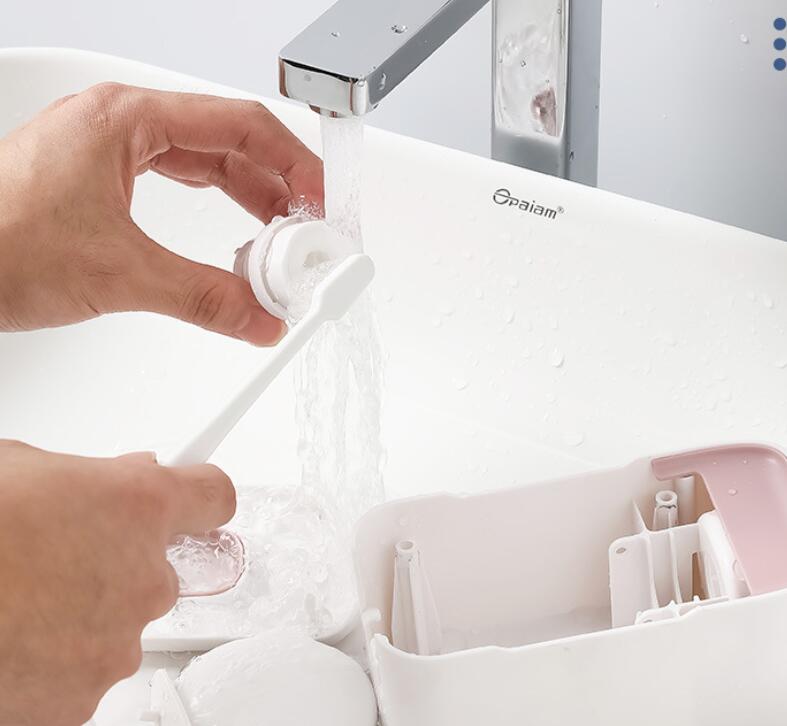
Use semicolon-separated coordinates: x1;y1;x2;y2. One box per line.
391;541;442;655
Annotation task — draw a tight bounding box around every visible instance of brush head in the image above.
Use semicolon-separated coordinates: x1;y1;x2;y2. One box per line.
310;254;375;321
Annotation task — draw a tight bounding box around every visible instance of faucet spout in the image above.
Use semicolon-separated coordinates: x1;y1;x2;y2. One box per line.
279;0;488;116
280;0;601;185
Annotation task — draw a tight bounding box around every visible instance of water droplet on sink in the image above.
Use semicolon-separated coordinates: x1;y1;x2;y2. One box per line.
762;293;775;309
550;348;565;368
740;34;749;43
440;302;456;316
505;276;519;289
453;377;469;391
391;23;408;33
565;432;585;447
474;287;484;300
330;30;341;38
378;73;387;91
504;309;516;324
777;359;787;370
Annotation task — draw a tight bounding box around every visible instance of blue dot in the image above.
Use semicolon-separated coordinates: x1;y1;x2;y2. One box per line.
776;17;787;31
776;38;787;50
775;58;787;71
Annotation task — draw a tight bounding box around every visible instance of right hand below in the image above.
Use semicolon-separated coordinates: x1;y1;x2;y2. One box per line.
0;440;236;726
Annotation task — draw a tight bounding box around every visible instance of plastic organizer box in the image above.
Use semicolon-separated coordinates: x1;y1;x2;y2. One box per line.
354;443;787;726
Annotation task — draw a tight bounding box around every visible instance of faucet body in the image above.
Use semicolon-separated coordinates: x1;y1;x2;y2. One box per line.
280;0;601;185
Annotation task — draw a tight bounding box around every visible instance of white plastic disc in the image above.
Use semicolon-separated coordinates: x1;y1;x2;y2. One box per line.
176;633;377;726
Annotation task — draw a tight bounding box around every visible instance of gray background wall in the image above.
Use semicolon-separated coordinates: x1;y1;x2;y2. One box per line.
0;0;493;156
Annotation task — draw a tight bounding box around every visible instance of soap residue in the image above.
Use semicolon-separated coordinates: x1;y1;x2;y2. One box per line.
154;115;384;642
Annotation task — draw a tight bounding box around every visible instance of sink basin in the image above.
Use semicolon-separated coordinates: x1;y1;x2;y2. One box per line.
1;48;786;725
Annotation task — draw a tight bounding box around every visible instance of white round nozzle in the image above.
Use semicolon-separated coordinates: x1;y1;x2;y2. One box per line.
234;216;354;320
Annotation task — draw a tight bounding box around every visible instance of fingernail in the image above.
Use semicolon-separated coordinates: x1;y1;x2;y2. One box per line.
237;309;288;346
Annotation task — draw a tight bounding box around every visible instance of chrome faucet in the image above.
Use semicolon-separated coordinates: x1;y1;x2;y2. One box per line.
279;0;601;185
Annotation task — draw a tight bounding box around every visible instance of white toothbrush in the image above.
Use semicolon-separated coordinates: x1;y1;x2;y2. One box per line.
161;253;375;468
160;254;374;597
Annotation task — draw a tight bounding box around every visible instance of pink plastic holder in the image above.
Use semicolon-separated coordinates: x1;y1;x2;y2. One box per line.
652;443;787;596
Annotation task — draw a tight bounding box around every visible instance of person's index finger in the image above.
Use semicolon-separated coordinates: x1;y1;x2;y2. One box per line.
161;463;237;535
138;89;324;206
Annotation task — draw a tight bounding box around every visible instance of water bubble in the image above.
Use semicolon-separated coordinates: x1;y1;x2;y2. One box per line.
330;30;341;38
391;23;408;33
740;34;749;43
453;377;469;391
549;348;565;368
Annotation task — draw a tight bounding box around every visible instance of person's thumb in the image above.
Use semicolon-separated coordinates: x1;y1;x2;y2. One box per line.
120;227;286;346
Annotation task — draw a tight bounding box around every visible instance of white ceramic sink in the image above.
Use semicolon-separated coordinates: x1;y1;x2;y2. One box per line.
1;49;786;724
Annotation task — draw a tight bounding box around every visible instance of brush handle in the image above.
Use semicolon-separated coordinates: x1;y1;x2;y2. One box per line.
160;310;323;468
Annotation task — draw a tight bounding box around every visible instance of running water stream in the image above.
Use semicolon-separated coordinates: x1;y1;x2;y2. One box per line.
295;116;385;523
158;116;385;641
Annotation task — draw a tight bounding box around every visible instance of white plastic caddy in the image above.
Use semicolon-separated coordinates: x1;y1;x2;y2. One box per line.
355;443;787;726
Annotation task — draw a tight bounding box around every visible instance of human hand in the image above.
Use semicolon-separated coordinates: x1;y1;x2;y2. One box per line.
0;83;324;343
0;440;236;726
